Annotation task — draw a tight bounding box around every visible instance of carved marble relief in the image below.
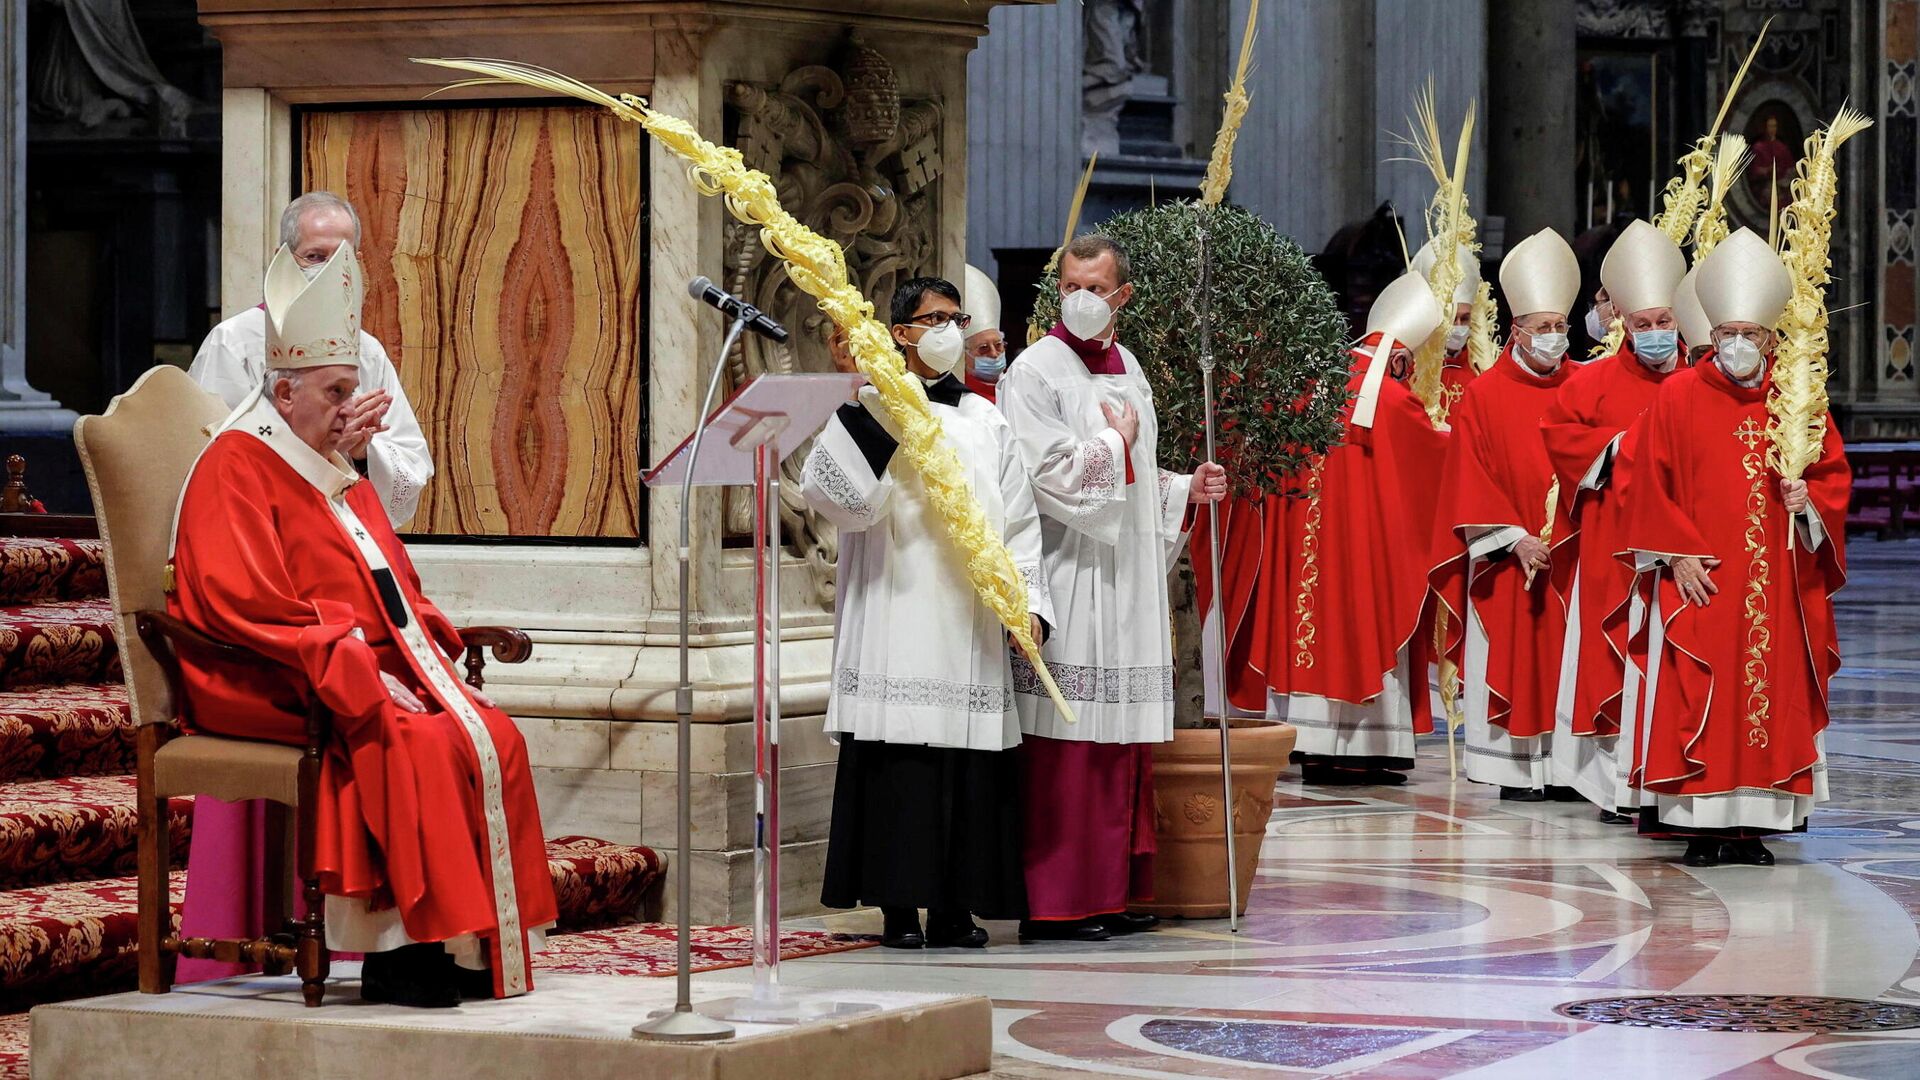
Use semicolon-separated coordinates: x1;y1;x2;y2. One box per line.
720;36;943;600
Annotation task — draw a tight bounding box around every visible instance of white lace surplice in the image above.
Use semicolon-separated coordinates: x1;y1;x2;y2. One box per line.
802;391;1052;752
997;335;1191;745
189;307;435;527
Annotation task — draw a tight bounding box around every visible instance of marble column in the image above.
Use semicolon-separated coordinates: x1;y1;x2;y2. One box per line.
1485;0;1577;242
0;0;76;432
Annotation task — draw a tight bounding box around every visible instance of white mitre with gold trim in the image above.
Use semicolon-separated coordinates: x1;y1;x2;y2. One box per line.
1411;239;1481;306
264;241;363;369
1695;227;1793;330
1499;228;1581;318
963;263;1000;342
1599;219;1686;317
1674;267;1711;347
1351;269;1444;429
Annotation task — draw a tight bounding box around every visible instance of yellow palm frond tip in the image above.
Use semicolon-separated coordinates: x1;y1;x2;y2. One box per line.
1767;105;1872;486
1201;0;1259;207
413;57;1079;722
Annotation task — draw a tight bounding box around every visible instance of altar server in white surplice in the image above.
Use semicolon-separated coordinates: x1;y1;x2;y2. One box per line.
998;233;1227;944
810;276;1053;952
189;191;433;527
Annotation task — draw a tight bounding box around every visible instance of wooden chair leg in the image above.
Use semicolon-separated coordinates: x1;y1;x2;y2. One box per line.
136;725;174;994
297;708;328;1007
261;801;292;976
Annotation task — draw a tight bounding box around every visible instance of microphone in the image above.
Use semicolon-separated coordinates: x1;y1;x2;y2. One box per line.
688;276;790;342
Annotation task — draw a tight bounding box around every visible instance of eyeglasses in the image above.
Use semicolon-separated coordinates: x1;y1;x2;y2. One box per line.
906;311;973;330
1713;328;1771;347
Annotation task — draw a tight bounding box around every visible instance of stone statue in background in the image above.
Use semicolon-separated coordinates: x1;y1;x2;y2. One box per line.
1081;0;1146;157
27;0;193;136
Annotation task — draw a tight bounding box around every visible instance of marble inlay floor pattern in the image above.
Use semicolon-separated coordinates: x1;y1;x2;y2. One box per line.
758;538;1920;1078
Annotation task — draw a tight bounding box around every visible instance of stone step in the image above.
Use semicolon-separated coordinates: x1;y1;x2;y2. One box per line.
0;538;107;605
0;599;120;692
0;776;189;890
0;682;135;784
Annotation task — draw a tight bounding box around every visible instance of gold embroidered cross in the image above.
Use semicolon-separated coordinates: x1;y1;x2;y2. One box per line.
1734;417;1767;449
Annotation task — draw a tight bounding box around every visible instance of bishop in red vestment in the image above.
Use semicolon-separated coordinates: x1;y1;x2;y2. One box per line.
1539;220;1688;817
1623;229;1849;867
171;242;555;1006
1412;239;1483;419
1430;229;1582;798
1278;271;1448;785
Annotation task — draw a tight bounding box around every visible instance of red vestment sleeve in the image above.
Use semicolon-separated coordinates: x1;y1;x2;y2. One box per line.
174;444;390;731
1540;365;1623;504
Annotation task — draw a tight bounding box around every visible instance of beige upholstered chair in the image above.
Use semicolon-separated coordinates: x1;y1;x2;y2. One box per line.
76;366;530;1007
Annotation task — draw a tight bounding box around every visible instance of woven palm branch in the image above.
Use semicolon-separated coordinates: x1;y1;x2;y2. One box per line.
1397;86;1476;426
1654;20;1770;248
414;57;1077;720
1200;0;1259;207
1692;134;1750;262
1766;105;1873;484
1028;154;1100;345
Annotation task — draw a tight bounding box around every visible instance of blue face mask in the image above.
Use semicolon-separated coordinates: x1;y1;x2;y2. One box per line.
1632;329;1679;363
971;353;1007;381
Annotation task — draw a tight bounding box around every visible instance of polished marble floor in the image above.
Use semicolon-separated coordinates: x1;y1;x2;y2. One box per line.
760;537;1920;1078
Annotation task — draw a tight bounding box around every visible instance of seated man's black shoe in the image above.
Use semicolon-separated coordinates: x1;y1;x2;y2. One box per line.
925;910;989;949
1097;912;1160;935
1719;838;1775;866
361;944;460;1008
1019;918;1110;943
1682;839;1721;867
1546;786;1585;802
456;963;496;1000
881;906;925;949
1598;809;1635;825
1499;786;1548;802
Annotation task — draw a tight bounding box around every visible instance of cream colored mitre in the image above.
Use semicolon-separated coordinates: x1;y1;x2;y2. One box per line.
1599;219;1686;316
1673;267;1712;347
1411;239;1481;306
1498;228;1581;318
264;241;364;369
1695;227;1793;330
963;263;1001;340
1351;269;1444;429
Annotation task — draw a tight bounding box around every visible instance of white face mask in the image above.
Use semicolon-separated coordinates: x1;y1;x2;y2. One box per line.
1584;307;1608;341
299;260;326;283
1444;325;1470;353
1526;332;1570;364
1061;288;1116;341
1716;336;1765;379
910;321;966;375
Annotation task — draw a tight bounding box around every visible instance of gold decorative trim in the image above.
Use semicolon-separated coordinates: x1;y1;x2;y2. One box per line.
1293;456;1328;670
1735;417;1772;749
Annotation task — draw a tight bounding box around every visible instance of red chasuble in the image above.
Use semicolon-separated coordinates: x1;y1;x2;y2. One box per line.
1429;347;1574;739
1539;344;1679;736
169;427;558;997
1195;343;1450;721
1621;361;1849;805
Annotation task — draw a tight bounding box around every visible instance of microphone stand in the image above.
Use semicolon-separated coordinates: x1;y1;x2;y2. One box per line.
632;309;750;1042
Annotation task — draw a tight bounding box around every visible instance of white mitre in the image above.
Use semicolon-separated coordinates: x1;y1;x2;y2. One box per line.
1599;219;1686;317
1499;228;1581;318
963;264;1000;342
1351;269;1445;430
264;241;364;369
1411;239;1481;306
1673;267;1712;347
1695;228;1793;330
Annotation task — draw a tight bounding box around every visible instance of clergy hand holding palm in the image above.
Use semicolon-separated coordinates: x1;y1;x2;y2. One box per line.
1513;536;1552;575
1781;478;1809;514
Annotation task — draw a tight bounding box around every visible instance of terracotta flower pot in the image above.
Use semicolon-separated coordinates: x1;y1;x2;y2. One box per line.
1133;718;1295;919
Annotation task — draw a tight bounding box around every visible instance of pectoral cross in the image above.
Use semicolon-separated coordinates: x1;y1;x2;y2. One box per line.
1734;417;1767;449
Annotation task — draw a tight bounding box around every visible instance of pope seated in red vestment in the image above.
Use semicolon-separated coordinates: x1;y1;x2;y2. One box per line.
169;240;556;1007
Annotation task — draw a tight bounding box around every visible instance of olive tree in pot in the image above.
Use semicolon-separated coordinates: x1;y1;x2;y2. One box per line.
1034;201;1351;918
